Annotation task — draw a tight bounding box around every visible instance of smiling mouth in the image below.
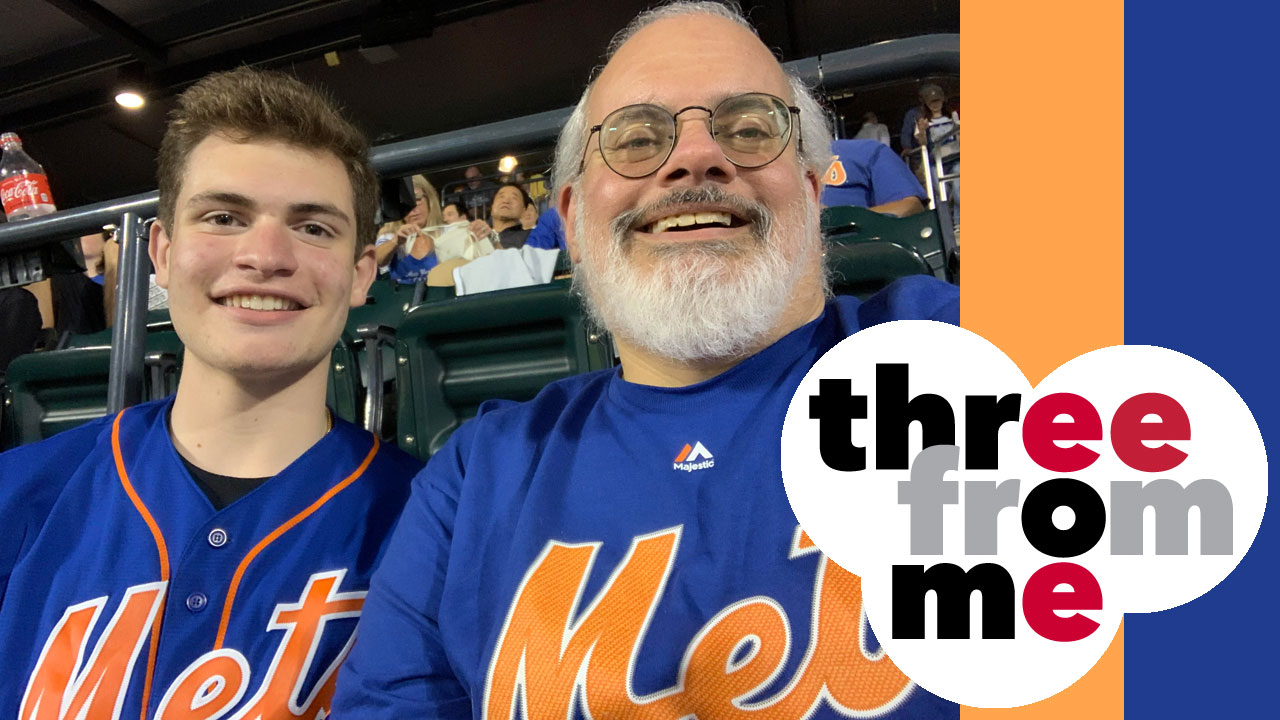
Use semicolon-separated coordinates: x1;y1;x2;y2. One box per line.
643;211;749;235
218;294;303;311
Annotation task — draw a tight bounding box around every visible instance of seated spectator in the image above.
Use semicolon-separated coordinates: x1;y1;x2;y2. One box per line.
821;139;927;216
441;199;469;224
912;84;959;175
48;230;110;338
853;110;891;147
468;183;533;249
460;165;496;220
0;287;41;374
520;202;538;230
524;207;567;252
376;175;445;284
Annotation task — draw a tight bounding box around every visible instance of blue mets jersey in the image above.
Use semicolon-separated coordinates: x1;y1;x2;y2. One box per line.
333;277;961;719
0;398;422;719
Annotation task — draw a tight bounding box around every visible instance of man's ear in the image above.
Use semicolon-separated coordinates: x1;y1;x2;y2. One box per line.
149;220;172;289
558;182;581;263
803;168;822;208
349;242;377;307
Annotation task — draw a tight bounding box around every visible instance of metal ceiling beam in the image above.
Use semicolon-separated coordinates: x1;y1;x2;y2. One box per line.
43;0;167;65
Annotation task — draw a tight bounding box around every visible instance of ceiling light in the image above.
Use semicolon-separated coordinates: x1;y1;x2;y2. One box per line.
115;91;145;109
498;155;518;173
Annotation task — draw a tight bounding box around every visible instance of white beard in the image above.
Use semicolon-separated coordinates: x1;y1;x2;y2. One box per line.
573;186;823;364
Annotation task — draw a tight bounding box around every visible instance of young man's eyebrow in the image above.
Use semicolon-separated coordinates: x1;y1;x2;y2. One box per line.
182;193;350;227
185;190;255;209
289;202;351;226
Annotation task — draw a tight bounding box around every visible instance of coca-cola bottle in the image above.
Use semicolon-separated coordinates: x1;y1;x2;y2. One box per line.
1;132;57;221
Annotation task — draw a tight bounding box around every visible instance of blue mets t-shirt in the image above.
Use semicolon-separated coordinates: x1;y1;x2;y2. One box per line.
335;276;961;719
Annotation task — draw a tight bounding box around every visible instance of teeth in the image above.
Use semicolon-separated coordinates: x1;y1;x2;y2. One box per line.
221;294;299;311
649;211;734;234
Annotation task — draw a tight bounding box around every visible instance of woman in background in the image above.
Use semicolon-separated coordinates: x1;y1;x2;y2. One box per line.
375;174;445;284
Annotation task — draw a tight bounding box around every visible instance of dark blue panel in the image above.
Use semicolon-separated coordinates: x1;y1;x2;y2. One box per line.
1126;2;1279;717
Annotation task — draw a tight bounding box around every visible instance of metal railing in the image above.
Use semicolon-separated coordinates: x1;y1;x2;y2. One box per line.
0;33;959;414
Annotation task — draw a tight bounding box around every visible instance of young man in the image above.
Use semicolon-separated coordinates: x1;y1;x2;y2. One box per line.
0;67;422;718
335;2;958;718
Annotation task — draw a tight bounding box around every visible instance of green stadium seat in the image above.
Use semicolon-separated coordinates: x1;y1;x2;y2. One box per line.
1;325;363;449
346;277;420;437
821;205;955;282
327;331;362;425
394;280;614;459
826;240;935;300
3;347;112;446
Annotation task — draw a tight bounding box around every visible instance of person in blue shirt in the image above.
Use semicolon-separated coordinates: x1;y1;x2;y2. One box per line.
333;3;959;718
821;138;927;216
375;174;443;284
524;206;567;251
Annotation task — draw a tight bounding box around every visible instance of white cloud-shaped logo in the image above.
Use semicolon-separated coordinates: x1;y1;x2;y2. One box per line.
781;321;1267;707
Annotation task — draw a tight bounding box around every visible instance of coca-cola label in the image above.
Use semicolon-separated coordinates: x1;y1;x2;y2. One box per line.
1;172;54;214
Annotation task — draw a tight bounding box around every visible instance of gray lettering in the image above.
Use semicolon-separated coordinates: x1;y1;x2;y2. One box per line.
964;479;1022;554
898;445;960;555
1111;479;1233;555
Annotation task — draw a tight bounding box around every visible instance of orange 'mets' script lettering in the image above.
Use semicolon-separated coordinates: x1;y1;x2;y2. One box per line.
484;527;914;719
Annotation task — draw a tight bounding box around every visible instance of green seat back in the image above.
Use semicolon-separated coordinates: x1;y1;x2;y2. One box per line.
348;276;417;332
3;324;362;447
3;347;113;446
826;240;934;300
395;280;613;459
821;206;951;281
327;332;361;425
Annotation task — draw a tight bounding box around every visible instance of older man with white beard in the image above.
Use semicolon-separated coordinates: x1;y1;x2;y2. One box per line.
334;3;959;718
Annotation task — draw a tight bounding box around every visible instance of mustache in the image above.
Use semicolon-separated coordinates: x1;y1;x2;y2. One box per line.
607;186;773;244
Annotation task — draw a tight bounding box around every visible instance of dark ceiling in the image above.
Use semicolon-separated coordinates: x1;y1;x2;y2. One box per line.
1;0;959;210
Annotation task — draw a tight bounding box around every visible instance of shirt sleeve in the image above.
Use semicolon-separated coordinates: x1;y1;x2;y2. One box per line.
900;107;921;150
331;425;478;718
866;143;927;206
524;209;566;251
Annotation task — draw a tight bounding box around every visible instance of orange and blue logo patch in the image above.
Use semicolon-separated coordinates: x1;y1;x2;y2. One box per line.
673;442;714;471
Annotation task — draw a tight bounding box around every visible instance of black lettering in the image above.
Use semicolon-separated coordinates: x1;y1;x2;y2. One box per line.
1022;478;1106;557
876;364;955;470
809;378;869;471
892;563;1015;639
964;394;1022;469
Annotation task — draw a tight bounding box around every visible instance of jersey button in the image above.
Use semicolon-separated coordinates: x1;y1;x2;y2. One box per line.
208;528;229;547
186;592;208;612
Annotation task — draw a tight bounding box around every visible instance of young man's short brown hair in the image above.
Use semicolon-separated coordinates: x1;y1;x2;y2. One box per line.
156;67;379;257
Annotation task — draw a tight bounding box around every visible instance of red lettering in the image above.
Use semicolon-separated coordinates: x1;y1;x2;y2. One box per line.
1110;392;1190;471
1022;562;1101;642
1023;393;1102;472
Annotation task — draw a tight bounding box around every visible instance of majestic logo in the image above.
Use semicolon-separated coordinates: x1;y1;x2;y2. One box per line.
673;441;714;472
483;526;915;719
20;570;363;720
782;321;1268;707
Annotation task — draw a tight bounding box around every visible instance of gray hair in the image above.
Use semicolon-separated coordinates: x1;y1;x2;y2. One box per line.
551;0;833;194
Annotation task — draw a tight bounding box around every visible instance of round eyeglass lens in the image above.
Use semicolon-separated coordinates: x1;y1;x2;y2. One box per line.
712;94;791;167
600;105;676;177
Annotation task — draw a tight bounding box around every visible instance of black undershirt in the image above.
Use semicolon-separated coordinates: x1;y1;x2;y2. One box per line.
180;454;270;510
167;407;270;510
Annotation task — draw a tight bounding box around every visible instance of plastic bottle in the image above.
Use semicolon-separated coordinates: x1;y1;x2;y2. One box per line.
1;132;57;221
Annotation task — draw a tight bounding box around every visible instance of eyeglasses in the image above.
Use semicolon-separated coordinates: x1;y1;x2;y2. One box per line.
582;92;801;178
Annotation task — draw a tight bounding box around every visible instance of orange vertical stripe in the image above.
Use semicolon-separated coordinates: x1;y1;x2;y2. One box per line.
214;435;381;649
112;410;171;720
963;0;1124;718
